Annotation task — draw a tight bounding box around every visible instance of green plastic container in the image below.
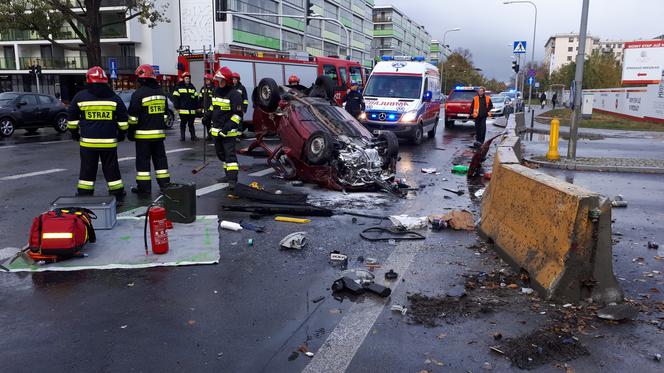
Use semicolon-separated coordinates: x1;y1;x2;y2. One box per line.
452;165;469;174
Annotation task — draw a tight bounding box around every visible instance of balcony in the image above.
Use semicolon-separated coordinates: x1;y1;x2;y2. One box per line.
0;25;126;42
19;55;139;71
373;15;393;23
0;57;16;69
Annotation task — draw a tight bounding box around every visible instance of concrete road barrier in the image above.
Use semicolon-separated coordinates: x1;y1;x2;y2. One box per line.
480;137;623;304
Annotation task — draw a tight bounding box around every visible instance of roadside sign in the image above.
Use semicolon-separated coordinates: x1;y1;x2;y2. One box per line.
535;82;540;88
528;69;536;77
528;76;534;85
108;57;117;80
513;41;527;54
151;65;160;75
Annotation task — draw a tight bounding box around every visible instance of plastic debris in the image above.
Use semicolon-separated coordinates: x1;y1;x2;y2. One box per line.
385;269;398;280
389;215;428;230
654;353;662;362
611;195;627;208
365;257;379;265
597;303;639;321
219;220;242;231
305;352;314;357
247;238;254;246
275;216;311;223
521;287;535;295
430;218;448;231
648;241;660;250
330;251;348;268
390;304;408;315
452;165;469;175
421;167;437;174
279;232;307;250
475;188;485;198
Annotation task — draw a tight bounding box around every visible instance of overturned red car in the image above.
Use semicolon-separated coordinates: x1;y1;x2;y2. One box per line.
241;76;400;192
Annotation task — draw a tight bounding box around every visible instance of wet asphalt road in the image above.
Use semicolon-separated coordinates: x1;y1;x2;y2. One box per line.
1;119;663;372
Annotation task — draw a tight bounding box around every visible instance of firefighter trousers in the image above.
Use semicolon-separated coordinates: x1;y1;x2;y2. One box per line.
214;136;239;181
179;114;196;139
77;147;124;196
135;140;170;192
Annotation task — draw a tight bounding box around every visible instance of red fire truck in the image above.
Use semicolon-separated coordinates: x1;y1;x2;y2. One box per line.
177;46;366;124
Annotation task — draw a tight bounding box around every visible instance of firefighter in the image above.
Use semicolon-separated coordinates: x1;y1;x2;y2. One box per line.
67;66;128;201
199;73;215;140
286;74;309;92
173;72;199;141
231;72;248;113
343;81;365;118
126;64;170;194
203;67;243;187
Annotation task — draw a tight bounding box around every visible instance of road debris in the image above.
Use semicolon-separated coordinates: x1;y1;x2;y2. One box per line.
611;195;627;208
493;332;503;340
407;293;503;327
240;222;265;232
329;251;348;268
521;287;535;295
390;304;408;315
430;218;448;231
385;269;398;280
654;353;662;362
275;216;311;223
312;296;325;303
388;215;428;230
219;220;243;231
442;187;465;196
647;241;659;250
421;167;438;174
596;303;639;321
428;210;475;231
247;238;254;246
331;276;392;297
500;327;589;370
279;232;307;250
452;165;469;175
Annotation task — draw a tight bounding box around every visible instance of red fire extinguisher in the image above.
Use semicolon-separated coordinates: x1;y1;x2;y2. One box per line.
144;205;173;255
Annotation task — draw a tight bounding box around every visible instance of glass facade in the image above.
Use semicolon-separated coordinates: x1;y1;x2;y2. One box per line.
371;6;431;62
228;0;375;67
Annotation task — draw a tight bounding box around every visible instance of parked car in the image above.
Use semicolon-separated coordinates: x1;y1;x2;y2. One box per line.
443;86;479;128
499;91;523;111
115;90;176;129
490;95;512;117
246;76;400;193
0;92;68;137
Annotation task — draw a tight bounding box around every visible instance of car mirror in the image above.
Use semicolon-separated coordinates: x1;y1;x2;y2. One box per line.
423;90;432;102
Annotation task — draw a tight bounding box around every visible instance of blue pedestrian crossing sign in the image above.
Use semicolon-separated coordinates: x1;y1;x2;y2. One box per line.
513;41;527;54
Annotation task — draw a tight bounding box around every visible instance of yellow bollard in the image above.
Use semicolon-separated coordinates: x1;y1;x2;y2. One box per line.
546;117;561;160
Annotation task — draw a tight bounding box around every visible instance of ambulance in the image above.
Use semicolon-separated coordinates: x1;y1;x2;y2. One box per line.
359;56;442;145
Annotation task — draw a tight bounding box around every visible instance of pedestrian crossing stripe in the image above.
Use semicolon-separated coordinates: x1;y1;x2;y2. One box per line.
513;41;527;54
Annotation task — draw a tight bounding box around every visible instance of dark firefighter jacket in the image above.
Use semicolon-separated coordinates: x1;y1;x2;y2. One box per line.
127;81;167;141
67;84;128;149
172;82;199;115
344;90;365;116
199;84;215;112
235;83;248;112
203;85;244;137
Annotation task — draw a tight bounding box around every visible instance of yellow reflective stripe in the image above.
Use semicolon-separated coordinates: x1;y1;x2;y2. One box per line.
77;179;94;190
142;99;166;106
178;109;195;114
210;128;220;137
218;129;242;137
172;91;180;96
42;232;73;239
128;116;139;124
155;169;169;175
118;121;129;130
81;142;116;148
78;179;94;186
135;130;165;135
243;100;249;104
141;95;166;103
81;137;117;143
212;98;230;103
136;172;152;181
155;169;170;178
78;101;117;108
230;115;241;124
107;179;124;190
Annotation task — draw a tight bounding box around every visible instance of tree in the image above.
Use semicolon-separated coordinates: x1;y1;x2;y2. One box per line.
0;0;169;68
441;49;484;93
483;78;507;93
549;51;622;89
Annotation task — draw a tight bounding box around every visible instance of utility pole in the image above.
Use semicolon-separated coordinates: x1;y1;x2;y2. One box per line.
567;0;590;160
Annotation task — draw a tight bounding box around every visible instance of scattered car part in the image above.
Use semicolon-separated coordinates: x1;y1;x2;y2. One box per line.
442;188;465;196
360;227;426;241
421;168;437;174
385;269;398;280
312;296;325;303
341;269;375;283
234;182;308;204
388;215;428;230
648;241;659;249
596;303;639;321
332;277;365;295
330;251;348;268
221;203;334;217
390;304;408;315
279;232;307;250
364;282;391;297
468;132;505;177
219;221;242;231
365;257;379;265
275;216;311;224
240;222;265;232
430;218;448;231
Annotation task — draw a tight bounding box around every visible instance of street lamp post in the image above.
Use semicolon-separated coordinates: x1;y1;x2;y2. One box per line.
504;1;537;113
567;0;590;160
442;28;460;94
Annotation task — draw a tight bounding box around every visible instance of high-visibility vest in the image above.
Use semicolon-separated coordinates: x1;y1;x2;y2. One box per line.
472;95;492;118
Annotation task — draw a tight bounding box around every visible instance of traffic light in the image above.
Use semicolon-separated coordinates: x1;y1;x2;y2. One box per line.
512;61;520;73
306;0;315;25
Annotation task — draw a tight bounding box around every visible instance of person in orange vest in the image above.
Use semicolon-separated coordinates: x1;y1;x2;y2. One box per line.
469;86;493;147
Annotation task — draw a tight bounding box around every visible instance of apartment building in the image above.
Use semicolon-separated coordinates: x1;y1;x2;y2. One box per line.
544;33;626;75
429;40;442;66
371;5;432;60
0;0;181;102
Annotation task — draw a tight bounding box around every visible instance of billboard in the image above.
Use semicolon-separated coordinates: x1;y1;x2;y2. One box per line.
622;40;664;85
180;0;214;50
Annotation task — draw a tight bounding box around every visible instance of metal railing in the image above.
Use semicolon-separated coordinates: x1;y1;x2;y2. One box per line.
19;55;139;70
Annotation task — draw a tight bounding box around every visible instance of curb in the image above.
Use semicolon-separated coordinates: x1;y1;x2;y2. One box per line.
524;157;664;174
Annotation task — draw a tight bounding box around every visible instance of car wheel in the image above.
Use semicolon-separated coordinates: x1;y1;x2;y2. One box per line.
256;78;281;112
377;131;399;158
0;118;15;137
444;120;455;129
427;117;439;138
54;114;68;133
304;130;333;165
165;110;175;129
411;123;423;145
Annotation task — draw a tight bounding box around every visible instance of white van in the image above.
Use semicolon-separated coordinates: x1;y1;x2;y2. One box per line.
359;56;442;144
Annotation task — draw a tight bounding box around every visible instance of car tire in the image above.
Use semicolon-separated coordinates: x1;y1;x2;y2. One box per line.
256;78;281;112
304;130;333;165
444;120;455;129
0;118;15;137
309;75;334;101
411;123;423;145
54;114;68;133
165;110;175;129
377;131;399;158
427;117;439;138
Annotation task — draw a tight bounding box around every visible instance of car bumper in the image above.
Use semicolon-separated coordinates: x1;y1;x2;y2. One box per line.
490;108;505;116
445;113;472;121
361;120;418;137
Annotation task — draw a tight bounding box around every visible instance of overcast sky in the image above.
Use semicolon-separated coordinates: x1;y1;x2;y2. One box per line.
376;0;663;81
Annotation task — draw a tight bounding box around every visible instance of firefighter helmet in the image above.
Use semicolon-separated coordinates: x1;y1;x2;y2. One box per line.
181;72;191;81
135;64;156;79
86;66;108;84
231;72;241;80
204;73;213;80
214;66;233;84
288;75;300;84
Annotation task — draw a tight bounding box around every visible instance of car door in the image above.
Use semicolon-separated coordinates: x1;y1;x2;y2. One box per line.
17;94;40;126
37;95;53;123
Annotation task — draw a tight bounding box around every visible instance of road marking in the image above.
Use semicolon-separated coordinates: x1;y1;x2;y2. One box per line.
0;168;67;181
195;182;229;196
114;147;192;163
37;140;69;145
248;168;275;177
302;246;417;373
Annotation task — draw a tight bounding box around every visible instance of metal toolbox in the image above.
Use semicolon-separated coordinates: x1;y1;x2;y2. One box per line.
51;196;117;230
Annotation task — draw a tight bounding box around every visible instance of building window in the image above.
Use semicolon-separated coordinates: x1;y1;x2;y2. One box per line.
567;56;572;61
282;30;303;51
568;46;573;52
230;0;278;23
569;37;574;42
